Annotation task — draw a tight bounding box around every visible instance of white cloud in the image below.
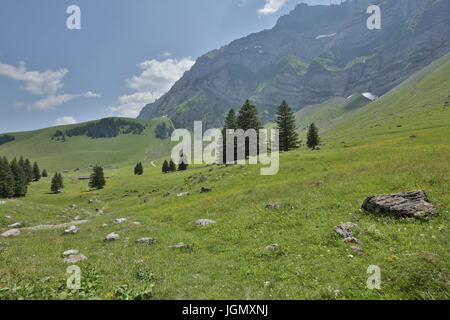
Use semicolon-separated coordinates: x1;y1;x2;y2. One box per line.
110;57;195;117
0;61;68;95
53;116;77;126
29;91;100;110
258;0;288;15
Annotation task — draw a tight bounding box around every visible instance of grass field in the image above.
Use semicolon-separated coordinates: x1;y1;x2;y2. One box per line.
0;56;449;300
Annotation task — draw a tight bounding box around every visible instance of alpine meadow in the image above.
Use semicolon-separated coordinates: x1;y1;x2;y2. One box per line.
0;0;449;304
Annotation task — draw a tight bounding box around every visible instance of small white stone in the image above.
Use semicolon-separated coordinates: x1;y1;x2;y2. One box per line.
348;254;354;258
105;232;119;241
63;225;78;234
113;218;127;223
62;249;79;256
8;222;22;228
1;229;21;237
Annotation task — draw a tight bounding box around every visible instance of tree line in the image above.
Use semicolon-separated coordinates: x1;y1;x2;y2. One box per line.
0;157;45;198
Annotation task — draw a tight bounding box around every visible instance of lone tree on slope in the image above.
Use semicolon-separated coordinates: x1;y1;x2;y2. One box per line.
306;123;320;150
89;166;106;190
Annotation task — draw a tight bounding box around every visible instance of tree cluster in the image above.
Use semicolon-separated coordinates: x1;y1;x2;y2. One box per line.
155;122;174;139
161;159;180;173
64;118;145;139
0;157;41;198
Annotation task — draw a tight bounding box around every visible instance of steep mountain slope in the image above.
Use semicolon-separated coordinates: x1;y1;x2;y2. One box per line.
0;118;174;171
1;57;449;300
138;0;450;129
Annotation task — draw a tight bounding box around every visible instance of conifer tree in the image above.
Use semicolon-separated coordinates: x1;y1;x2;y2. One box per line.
89;166;106;190
33;161;41;181
220;109;238;164
162;160;169;173
178;153;188;171
169;160;177;172
10;158;28;197
42;169;48;178
237;100;261;159
306;123;320;150
23;158;33;183
0;157;15;198
51;173;62;193
134;162;143;175
276;100;300;152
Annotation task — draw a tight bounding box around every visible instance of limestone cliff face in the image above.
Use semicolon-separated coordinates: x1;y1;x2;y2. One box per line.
138;0;450;128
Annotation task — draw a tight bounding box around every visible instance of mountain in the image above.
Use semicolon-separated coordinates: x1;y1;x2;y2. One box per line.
0;117;174;171
138;0;450;129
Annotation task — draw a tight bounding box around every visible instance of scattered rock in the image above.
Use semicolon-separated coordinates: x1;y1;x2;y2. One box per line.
265;244;280;251
266;203;281;209
195;219;216;226
200;187;212;193
105;232;120;241
69;204;77;209
132;222;141;226
350;246;363;255
171;242;191;249
96;208;103;214
113;218;127;223
362;190;435;217
163;192;171;197
136;237;157;245
344;237;361;245
63;254;87;264
334;222;358;238
73;215;81;220
8;222;22;228
4;215;12;219
63;225;79;235
1;229;20;237
177;192;190;197
87;199;94;204
0;200;6;205
62;249;79;256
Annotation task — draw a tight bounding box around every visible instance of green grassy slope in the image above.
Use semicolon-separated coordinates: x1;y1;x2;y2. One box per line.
0;57;449;300
296;94;372;133
0;118;175;171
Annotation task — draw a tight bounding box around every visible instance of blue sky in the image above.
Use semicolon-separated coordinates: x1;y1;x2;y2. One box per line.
0;0;339;133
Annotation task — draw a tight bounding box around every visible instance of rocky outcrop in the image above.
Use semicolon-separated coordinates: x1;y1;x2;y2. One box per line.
362;190;436;217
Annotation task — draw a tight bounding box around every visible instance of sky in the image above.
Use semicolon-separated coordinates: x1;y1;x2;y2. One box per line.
0;0;341;133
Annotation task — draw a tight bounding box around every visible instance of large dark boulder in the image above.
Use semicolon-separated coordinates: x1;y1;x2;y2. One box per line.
362;190;436;217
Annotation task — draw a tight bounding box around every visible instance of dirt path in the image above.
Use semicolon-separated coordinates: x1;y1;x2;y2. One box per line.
20;220;89;231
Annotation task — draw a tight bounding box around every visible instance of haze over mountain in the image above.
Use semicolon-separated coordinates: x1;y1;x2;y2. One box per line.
138;0;450;128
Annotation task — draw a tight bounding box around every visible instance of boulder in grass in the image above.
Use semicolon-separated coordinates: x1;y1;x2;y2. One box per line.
177;192;190;197
8;222;22;228
171;242;191;249
105;232;119;241
334;222;358;238
265;244;280;251
62;249;79;257
362;190;436;217
195;219;215;227
64;254;87;264
113;218;127;224
200;187;212;193
1;229;20;237
136;237;157;245
63;225;79;235
266;203;281;209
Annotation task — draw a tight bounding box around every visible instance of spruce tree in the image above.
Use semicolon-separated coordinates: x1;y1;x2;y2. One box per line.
138;162;144;175
162;160;169;173
51;173;62;193
220;109;238;164
0;157;15;198
306;123;320;150
178;153;188;171
23;158;33;183
33;162;41;181
276;100;299;152
237;100;261;159
10;158;28;197
42;169;48;178
89;166;106;190
169;160;176;172
57;173;64;189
